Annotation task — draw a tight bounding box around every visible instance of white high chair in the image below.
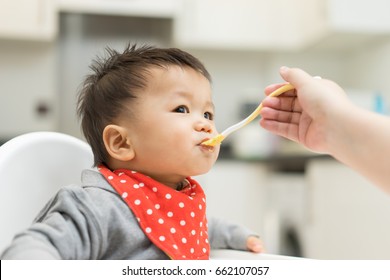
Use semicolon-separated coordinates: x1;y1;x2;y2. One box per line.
0;131;94;253
0;131;297;260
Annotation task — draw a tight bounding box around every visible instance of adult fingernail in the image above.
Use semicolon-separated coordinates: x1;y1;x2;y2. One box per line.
280;66;290;72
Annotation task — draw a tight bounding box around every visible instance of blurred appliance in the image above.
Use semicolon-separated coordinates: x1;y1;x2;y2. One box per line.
231;101;280;159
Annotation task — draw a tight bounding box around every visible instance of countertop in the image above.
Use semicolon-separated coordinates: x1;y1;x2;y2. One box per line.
217;143;331;173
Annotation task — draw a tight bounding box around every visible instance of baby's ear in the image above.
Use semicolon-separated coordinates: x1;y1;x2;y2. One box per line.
102;125;135;162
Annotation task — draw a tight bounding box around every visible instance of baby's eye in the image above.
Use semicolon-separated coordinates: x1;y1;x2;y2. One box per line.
174;105;189;114
204;111;214;120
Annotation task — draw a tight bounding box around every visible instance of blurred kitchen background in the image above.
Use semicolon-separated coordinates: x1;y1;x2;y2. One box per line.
2;0;390;259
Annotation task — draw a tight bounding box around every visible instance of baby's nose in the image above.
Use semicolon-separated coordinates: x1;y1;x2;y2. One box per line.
195;120;212;133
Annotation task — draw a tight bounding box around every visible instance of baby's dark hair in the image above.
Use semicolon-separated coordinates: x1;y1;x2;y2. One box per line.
77;43;211;167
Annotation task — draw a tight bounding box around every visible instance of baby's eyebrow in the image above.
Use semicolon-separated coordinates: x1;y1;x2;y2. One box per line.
206;101;215;111
172;90;191;99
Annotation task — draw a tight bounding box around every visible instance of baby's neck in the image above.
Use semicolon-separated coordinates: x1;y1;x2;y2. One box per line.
176;179;190;191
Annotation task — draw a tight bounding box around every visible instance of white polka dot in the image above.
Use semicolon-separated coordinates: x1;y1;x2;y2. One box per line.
145;227;152;233
190;248;194;254
191;230;196;235
159;236;165;242
170;227;176;234
167;211;173;217
205;238;209;244
118;172;124;176
108;175;113;180
165;194;172;199
158;218;164;224
202;248;207;253
182;238;187;244
199;204;203;210
190;212;195;217
139;183;145;187
133;184;139;189
179;202;185;208
173;244;178;250
200;222;203;227
134;199;141;205
152;187;158;192
131;171;137;173
191;192;196;196
146;209;153;215
120;179;127;183
155;204;160;209
122;192;128;198
180;220;186;226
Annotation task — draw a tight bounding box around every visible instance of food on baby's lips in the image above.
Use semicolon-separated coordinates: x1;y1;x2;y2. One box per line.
201;134;225;147
200;144;215;152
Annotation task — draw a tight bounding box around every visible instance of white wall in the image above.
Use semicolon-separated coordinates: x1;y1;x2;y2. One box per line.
344;39;390;97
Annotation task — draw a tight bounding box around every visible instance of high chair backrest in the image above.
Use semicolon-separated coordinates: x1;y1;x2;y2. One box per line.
0;131;94;253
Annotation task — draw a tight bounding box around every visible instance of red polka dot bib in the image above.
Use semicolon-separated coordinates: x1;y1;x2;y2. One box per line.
99;165;209;260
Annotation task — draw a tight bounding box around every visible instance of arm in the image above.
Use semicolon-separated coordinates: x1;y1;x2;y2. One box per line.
1;182;169;260
1;186;104;259
208;217;264;253
324;102;390;192
260;66;390;192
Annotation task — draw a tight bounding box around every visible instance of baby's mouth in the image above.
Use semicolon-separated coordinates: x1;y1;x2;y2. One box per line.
200;144;215;152
199;139;215;152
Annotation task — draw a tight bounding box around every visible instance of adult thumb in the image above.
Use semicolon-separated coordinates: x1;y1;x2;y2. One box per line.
279;66;314;89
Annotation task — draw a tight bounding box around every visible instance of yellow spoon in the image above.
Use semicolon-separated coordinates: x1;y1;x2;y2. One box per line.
202;83;295;147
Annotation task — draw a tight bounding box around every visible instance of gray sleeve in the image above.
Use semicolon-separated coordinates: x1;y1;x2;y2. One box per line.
208;216;259;251
1;186;105;260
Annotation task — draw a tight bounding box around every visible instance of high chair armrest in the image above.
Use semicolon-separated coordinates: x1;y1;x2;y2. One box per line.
210;249;302;260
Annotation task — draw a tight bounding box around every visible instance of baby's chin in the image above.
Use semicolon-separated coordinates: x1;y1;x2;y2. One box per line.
191;164;216;177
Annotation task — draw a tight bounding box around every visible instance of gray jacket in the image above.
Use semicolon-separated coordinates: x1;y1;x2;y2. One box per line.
1;170;256;259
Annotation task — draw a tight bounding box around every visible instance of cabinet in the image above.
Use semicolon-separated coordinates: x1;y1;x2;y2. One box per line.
173;0;323;51
0;42;59;138
326;0;390;33
57;0;179;18
303;159;390;259
195;161;268;237
0;0;57;41
174;0;390;51
313;0;390;49
196;160;309;256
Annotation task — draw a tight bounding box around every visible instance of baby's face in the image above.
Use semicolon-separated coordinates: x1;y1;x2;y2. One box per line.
119;65;220;187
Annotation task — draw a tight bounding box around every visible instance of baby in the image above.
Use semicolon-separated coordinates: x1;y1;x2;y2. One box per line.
1;44;263;260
